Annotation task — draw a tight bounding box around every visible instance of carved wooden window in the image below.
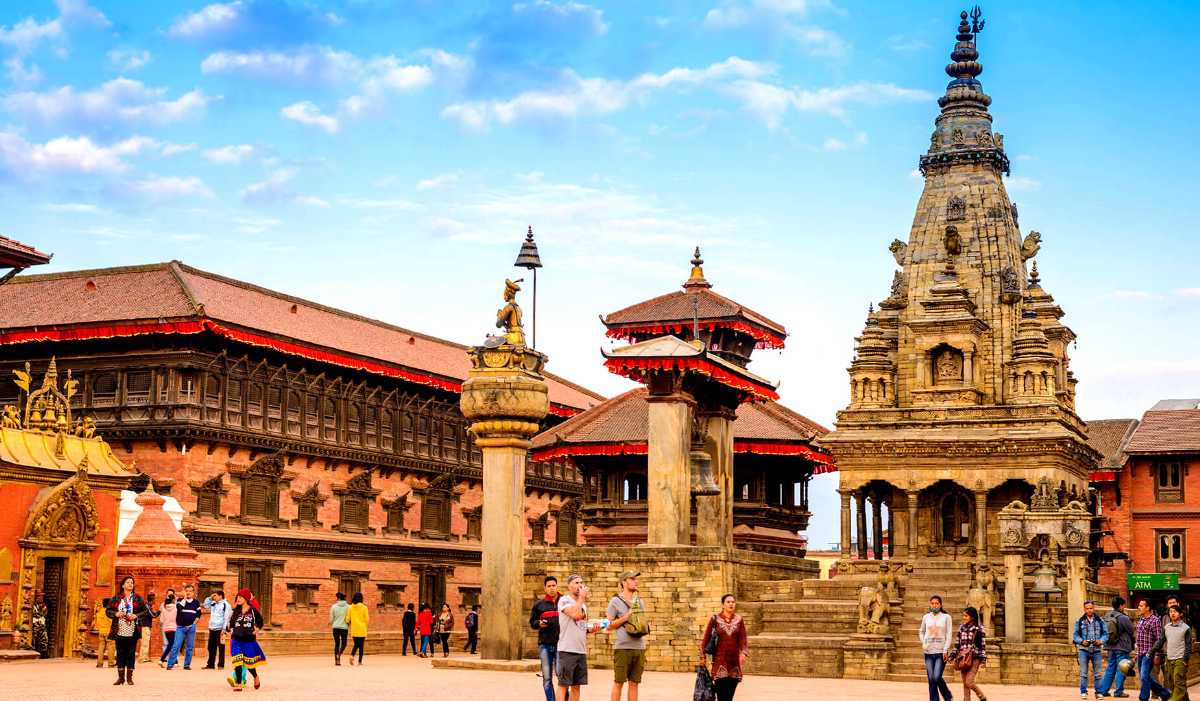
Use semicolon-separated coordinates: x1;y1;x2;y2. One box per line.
402;413;415;454
348;404;361;445
417;414;431;456
177;371;197;404
241;476;280;524
623;474;647;503
236;563;273;623
386;503;405;532
470;436;482;465
420;492;450;538
335;573;362;599
381;409;394;451
378;584;406;610
194;476;224;518
227;378;243;426
464;507;482;540
339;496;369;531
940;492;972;544
530;515;547;545
247;382;263;428
266;386;282;432
459;587;480;610
364;406;378;448
323;398;338;442
305;395;319;438
286;391;301;435
415;566;449;611
286;584;320;612
297;498;317;524
1156;462;1184;503
92;372;118;406
126;370;151;404
1157;531;1185;574
441;421;457;461
555;510;576;545
204;374;221;408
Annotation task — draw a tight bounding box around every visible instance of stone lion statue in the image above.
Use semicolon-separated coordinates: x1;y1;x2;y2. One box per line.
857;585;890;635
889;239;907;267
1021;231;1042;261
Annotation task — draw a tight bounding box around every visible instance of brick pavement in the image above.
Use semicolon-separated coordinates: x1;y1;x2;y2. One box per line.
4;654;1194;700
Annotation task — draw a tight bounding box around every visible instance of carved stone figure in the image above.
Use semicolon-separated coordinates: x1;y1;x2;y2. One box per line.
943;226;962;256
936;348;963;383
889;271;907;300
995;133;1005;151
1020;231;1042;261
495;278;526;346
0;596;11;630
889;238;907;266
976;130;993;147
999;265;1020;303
856;584;891;635
1000;499;1028;513
966;584;994;633
946;196;966;221
952;128;964;145
930;131;939;151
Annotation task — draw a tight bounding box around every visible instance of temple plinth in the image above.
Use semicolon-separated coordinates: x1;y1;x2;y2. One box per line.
459;279;548;662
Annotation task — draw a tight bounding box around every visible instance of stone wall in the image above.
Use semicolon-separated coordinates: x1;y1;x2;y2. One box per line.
524;546;815;673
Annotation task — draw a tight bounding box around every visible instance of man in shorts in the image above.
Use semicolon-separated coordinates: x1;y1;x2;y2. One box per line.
557;574;603;701
607;571;648;701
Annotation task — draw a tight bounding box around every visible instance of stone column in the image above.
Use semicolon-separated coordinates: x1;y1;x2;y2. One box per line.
906;490;920;557
963;350;975;385
1064;551;1089;646
886;502;894;558
839;489;853;554
974;489;988;560
461;335;549;661
646;394;693;546
855;491;868;559
695;409;735;548
871;495;884;560
1002;551;1025;642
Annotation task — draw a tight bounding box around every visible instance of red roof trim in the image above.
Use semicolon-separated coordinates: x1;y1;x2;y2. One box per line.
531;439;836;472
605;320;785;349
1089;470;1117;483
603;356;779;402
0;319;583;415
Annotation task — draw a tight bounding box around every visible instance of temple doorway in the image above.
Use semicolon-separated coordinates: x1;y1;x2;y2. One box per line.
940;492;972;545
36;556;69;658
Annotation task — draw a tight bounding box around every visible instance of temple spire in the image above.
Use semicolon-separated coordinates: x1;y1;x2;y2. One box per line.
683;246;712;290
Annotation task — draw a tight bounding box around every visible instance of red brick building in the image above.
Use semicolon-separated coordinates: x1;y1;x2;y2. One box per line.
1093;401;1200;608
0;261;601;651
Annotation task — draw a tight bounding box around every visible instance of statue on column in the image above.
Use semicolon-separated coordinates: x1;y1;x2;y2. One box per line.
495;279;526;346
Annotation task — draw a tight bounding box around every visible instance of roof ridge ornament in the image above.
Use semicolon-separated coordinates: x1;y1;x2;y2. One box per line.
683;246;712;290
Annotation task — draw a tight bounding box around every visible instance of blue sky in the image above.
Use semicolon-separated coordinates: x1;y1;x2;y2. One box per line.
2;1;1198;548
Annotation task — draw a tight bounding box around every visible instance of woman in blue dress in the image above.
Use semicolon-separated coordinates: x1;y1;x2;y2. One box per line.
226;588;266;691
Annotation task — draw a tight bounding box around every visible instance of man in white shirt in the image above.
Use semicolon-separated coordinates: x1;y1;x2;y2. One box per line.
919;594;954;701
557;574;603;701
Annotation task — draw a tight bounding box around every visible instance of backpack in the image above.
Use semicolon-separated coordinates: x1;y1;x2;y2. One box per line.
1106;613;1118;643
617;595;650;638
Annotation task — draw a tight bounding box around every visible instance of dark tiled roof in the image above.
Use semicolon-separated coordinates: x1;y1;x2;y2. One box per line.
1084;418;1138;470
604;287;786;337
0;261;602;411
1126;410;1200;455
0;235;52;268
531;387;827;449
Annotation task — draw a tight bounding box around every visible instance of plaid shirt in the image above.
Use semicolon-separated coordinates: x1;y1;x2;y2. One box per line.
954;622;987;662
1136;613;1162;656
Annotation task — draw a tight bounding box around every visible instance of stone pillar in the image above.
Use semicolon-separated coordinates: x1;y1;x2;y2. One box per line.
1003;551;1025;642
855;491;868;559
871;495;884;560
906;490;920;557
695;410;734;548
461;329;549;662
1064;551;1089;646
839;489;853;554
974;489;988;560
963;350;975;385
646;395;693;546
886;502;894;558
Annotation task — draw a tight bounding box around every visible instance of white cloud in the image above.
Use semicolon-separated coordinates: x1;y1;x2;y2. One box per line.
241;168;295;203
167;1;242;40
280;101;339;134
114;175;214;200
201;46;360;84
0;132;165;174
5;79;211;127
204;144;256;164
294;195;330;208
0;0;108;54
721;80;930;129
703;1;844;57
1177;288;1200;298
513;1;608;36
342;198;421;210
44;202;101;213
107;48;151;71
416;173;459;191
823;131;868;151
5;57;43;85
160;142;198;157
786;25;848;58
1104;290;1162;301
1004;175;1041;192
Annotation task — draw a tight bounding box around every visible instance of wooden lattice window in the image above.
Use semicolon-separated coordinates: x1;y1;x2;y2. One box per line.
442;421;457;460
364;406;378;448
286;391;302;436
377;584;406;610
1157;531;1185;574
177;371;197;404
420;492;450;538
348;404;361;445
459;587;480;610
227;378;243;410
235;563;273;623
402;413;415;454
204;374;221;408
92;372;118;406
383;494;411;534
247;382;263;414
323;398;338;442
1156;462;1184;503
266;386;282;432
555;508;577;545
193;475;225;518
417;414;430;456
464;507;482;541
286;583;320;612
126;370;152;404
340;497;368;530
334;573;362;600
381;408;394;451
530;514;548;545
305;395;319;438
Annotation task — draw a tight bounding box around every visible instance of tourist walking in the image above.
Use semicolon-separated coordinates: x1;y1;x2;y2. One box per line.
402;603;418;656
1153;604;1192;701
1098;596;1135;698
920;595;954;701
95;597;112;668
1133;598;1171;701
106;575;149;686
531;575;563;701
203;590;232;670
137;592;157;663
167;583;202;670
347;591;370;666
417;603;434;657
463;605;479;654
950;606;987;701
699;593;748;701
225;589;266;692
158;589;177;667
330;592;350;665
607;570;649;701
1075;600;1108;699
436;603;454;657
556;573;604;701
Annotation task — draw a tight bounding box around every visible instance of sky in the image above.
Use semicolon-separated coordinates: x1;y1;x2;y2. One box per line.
1;1;1198;549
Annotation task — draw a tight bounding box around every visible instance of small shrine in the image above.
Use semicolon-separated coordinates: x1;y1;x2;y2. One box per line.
0;358;135;659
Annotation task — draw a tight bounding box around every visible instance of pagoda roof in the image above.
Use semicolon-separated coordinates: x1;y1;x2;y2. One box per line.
0;425;133;477
602;249;786;348
1084;417;1138;482
530;388;834;472
1125;409;1200;456
601;335;779;402
0;235;51;269
0;261;602;416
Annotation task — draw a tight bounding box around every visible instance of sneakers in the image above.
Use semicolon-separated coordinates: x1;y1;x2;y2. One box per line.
1082;694;1089;699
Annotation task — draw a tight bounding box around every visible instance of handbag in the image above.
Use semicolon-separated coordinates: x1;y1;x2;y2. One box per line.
954;647;974;671
703;615;719;656
693;665;716;701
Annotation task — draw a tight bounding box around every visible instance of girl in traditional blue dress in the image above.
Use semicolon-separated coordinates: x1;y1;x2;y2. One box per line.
226;588;266;692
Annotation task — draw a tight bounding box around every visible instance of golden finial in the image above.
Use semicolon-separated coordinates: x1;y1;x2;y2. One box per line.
683;246;712;290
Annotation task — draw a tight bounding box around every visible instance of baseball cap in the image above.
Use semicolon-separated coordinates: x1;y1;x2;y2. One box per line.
618;570;641;581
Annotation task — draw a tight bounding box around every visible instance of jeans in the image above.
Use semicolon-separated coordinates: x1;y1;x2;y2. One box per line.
714;678;740;701
167;623;196;668
925;653;953;701
333;628;348;657
464;628;478;653
420;634;431;655
402;631;417;655
1080;647;1103;694
539;644;558;701
1099;650;1129;695
205;629;225;668
160;631;175;662
115;635;138;669
351;636;365;663
1138;654;1171;701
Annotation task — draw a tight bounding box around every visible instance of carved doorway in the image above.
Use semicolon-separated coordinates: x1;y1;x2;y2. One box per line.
940;491;973;546
39;557;68;658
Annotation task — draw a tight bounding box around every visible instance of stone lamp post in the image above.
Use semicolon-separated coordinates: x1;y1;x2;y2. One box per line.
460;278;548;661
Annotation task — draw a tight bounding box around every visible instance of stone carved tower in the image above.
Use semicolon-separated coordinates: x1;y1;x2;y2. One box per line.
824;10;1099;565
